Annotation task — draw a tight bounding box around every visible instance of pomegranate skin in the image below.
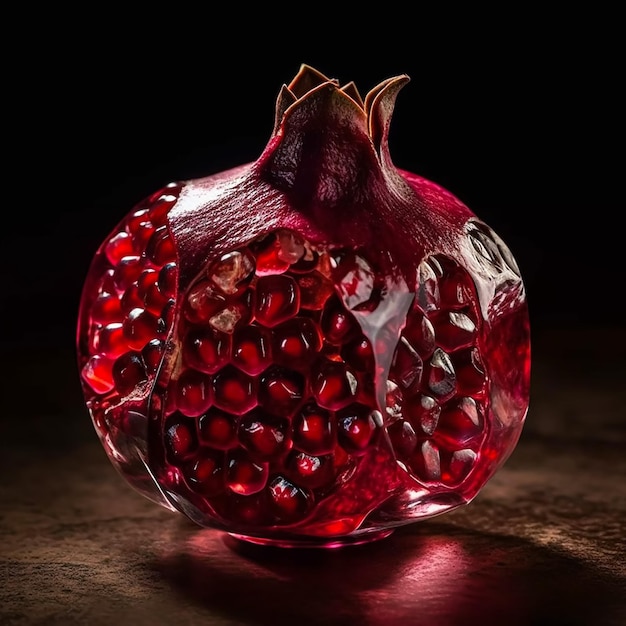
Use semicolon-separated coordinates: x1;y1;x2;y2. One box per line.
77;65;530;547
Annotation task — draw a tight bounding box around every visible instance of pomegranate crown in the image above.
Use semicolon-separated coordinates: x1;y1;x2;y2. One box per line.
273;64;410;134
261;64;411;201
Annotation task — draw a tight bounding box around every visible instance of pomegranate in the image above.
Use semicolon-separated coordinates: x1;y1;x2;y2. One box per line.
77;64;530;547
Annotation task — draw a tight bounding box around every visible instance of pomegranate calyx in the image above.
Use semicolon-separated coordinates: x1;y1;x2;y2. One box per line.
365;74;411;170
262;65;411;208
272;64;410;153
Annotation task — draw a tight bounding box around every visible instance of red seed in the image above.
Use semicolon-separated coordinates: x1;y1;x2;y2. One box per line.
113;256;144;291
130;219;155;250
226;451;268;495
105;231;135;265
442;448;478;485
126;208;150;233
183;327;230;374
402;313;436;358
271;317;322;370
341;336;375;372
387;420;418;458
174;369;212;417
94;322;127;358
159;299;176;330
437;261;477;310
143;282;170;315
112;352;148;396
147;184;181;225
232;325;272;375
267;475;311;522
158;262;177;299
320;297;358;344
238;409;289;459
415;258;441;313
391;337;424;394
136;268;158;293
409;440;442;482
252;233;290;276
165;418;197;462
212;365;256;415
123;307;160;351
81;354;115;394
429;309;477;352
141;339;165;373
136;270;167;315
276;229;306;264
90;293;123;324
404;394;441;436
209;250;255;295
198;409;237;449
120;284;145;314
98;269;118;296
332;251;380;312
185;450;225;496
254;275;300;327
146;225;177;265
294;272;335;310
336;404;377;454
451;347;486;396
312;360;359;410
287;451;335;489
435;396;484;447
292;403;334;455
426;348;457;401
258;366;304;416
225;493;271;526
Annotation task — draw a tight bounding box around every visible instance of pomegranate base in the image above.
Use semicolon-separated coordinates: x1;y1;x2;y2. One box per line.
227;528;395;549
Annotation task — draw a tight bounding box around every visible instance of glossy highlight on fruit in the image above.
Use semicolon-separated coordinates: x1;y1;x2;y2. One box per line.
76;64;531;547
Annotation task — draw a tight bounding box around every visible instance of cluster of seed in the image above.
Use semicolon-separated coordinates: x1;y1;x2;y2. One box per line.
386;255;487;487
79;182;182;425
160;232;384;526
80;200;489;529
160;236;487;527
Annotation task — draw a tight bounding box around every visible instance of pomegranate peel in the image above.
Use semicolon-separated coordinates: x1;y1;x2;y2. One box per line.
77;63;531;547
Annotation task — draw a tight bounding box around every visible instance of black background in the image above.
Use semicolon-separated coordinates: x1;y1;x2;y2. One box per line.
3;8;623;416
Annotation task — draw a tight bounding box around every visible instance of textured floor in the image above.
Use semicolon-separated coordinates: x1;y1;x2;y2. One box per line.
1;326;625;626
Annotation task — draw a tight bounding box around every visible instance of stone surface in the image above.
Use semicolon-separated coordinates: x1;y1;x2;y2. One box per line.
1;326;625;625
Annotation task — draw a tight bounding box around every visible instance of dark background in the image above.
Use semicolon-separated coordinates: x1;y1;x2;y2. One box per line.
2;10;625;625
3;9;623;415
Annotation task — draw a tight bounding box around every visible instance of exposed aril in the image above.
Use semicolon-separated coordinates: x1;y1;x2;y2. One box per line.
183;327;230;374
198;408;237;449
268;476;311;522
174;369;213;417
77;65;530;547
186;450;225;496
254;275;300;327
212;366;256;415
112;352;147;396
226;451;268;495
238;409;288;459
165;418;197;461
287;451;335;489
293;403;335;455
232;326;272;375
258;366;305;415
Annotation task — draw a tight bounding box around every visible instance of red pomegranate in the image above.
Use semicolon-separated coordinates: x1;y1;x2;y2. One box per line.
77;64;530;547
